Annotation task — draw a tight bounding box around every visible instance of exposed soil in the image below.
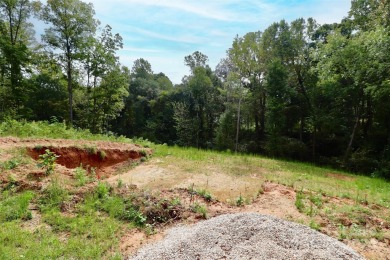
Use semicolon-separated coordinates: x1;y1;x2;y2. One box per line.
27;146;143;179
110;164;390;260
1;137;389;260
0;137;150;186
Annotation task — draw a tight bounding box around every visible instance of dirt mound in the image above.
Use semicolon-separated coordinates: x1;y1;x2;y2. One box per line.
132;213;364;260
0;137;151;185
27;146;144;170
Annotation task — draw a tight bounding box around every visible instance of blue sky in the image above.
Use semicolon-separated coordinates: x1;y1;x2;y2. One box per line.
89;0;351;83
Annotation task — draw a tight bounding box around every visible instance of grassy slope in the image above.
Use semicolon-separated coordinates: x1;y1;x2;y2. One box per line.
0;120;389;258
155;145;389;208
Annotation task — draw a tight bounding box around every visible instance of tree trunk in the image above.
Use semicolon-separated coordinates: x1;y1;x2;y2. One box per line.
67;57;73;127
344;114;360;164
235;95;242;153
260;92;266;138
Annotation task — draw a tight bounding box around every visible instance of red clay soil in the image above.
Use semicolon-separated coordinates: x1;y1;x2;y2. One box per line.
27;146;143;170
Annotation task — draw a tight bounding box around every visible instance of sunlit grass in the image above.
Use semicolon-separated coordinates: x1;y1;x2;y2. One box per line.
153;144;390;208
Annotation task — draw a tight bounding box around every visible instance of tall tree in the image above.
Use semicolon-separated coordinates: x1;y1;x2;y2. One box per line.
0;0;34;117
40;0;98;126
184;51;209;73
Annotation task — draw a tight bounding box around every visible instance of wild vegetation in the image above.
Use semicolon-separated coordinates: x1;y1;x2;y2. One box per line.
0;122;389;259
0;0;389;177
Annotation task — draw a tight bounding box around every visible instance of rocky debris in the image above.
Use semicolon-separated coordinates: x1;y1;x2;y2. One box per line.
132;213;363;260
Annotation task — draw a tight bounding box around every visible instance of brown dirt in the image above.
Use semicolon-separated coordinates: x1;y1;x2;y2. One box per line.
0;137;150;187
111;163;390;260
1;137;389;260
27;147;142;169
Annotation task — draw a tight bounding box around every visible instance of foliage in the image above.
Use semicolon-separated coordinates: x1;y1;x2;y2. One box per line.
37;149;59;175
0;0;390;178
74;166;88;186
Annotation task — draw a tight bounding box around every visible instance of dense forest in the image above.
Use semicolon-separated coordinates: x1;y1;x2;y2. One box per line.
0;0;389;178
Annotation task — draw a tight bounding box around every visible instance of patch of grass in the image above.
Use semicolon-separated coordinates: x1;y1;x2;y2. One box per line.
79;186;147;227
295;190;305;212
39;180;69;212
338;224;347;241
84;145;97;155
97;150;106;160
0;191;34;222
0;148;31;171
0;120;132;144
196;188;213;202
236;194;247;207
117;178;124;188
74;166;88;186
0;158;21;170
153;144;390;208
95;182;111;199
309;219;321;231
41;211;121;258
191;202;208;219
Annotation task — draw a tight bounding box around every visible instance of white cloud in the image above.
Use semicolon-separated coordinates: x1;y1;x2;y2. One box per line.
125;26;205;44
87;0;351;84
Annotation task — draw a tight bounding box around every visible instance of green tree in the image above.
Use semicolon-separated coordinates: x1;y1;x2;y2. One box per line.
0;0;34;118
40;0;98;126
184;51;209;73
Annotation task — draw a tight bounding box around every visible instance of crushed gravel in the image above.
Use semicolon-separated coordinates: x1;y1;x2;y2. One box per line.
131;213;364;260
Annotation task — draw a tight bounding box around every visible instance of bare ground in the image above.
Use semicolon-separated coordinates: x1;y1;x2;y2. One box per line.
0;137;389;259
107;161;390;260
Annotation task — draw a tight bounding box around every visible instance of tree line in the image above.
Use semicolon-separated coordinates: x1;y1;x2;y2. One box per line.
1;0;389;178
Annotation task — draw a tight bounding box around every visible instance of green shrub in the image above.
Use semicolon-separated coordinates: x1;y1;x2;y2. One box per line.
37;149;59;176
191;203;208;219
74;166;88;186
95;182;110;199
236;194;246;206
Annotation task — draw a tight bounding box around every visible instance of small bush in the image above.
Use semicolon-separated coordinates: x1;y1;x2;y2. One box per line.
236;194;246;207
37;149;59;176
74;166;88;186
191;203;208;219
139;150;148;157
95;182;110;199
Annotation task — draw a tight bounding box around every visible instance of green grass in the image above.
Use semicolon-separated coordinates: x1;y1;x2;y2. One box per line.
1;121;389;258
0;120;153;147
153;144;390;208
0;191;34;222
0;213;122;259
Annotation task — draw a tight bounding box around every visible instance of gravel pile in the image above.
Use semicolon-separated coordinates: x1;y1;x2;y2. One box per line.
131;213;364;260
